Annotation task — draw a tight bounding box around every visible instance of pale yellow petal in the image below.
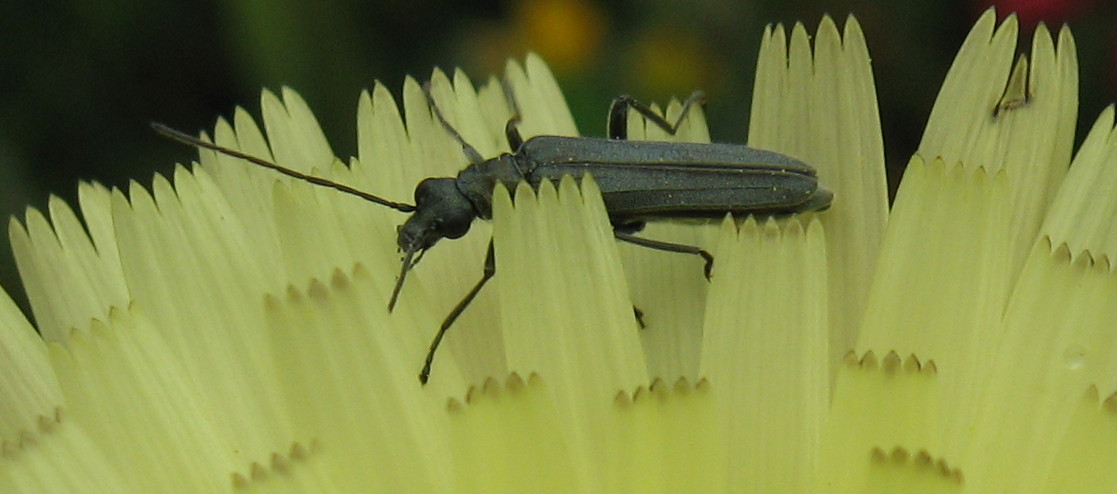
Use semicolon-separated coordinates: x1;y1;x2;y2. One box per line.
701;216;829;491
751;15;889;372
919;11;1078;272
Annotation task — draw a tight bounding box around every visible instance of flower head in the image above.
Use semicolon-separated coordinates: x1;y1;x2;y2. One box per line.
1;8;1113;493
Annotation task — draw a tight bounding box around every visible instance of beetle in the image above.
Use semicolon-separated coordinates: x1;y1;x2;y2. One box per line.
154;83;832;384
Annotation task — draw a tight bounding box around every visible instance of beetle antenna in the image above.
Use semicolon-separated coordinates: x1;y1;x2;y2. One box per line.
388;247;420;312
151;122;417;213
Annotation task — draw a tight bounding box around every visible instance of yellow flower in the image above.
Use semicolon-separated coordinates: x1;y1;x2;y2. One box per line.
1;8;1111;493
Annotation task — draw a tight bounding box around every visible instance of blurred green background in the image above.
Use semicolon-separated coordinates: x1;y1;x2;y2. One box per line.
1;0;1115;317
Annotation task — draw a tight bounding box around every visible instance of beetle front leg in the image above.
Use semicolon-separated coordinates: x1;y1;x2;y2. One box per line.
607;91;707;140
614;231;714;280
419;239;497;385
422;81;486;166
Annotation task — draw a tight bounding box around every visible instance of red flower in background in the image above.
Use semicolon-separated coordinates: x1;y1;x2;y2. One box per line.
979;0;1095;26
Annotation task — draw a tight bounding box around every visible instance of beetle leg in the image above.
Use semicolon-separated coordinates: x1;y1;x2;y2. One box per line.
419;239;496;385
611;220;646;235
504;119;524;151
422;81;486;166
633;306;647;328
607;91;707;140
500;77;527;151
614;231;714;280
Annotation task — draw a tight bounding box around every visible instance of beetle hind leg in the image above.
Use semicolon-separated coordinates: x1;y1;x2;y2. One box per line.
614;231;714;280
607;91;707;140
611;220;646;235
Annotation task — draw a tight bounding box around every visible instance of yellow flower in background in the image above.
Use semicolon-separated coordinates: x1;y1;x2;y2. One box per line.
0;8;1112;493
513;0;606;74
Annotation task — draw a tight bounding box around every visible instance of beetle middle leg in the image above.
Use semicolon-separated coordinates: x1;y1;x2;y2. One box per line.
608;91;707;140
419;239;496;385
500;77;527;151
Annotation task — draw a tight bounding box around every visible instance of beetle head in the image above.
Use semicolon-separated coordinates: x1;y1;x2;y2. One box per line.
397;178;476;250
389;178;478;311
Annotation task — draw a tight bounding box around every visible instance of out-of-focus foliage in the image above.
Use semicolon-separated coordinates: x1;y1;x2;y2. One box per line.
0;0;1114;316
